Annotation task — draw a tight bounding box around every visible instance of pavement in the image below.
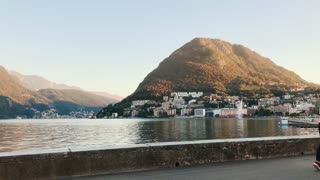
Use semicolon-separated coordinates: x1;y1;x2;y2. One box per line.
68;155;320;180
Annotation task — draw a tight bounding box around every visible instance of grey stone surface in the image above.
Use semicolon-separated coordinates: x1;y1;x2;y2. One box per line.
0;136;320;179
73;155;320;180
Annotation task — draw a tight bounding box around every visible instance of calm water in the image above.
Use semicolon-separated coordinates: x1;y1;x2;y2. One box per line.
0;118;318;153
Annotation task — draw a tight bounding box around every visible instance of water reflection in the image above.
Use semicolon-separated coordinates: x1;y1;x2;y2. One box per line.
0;118;318;153
135;118;318;142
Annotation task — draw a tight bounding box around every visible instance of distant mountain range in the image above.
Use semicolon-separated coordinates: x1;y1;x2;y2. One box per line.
124;38;318;101
9;71;123;101
0;65;121;119
0;66;48;105
38;89;113;107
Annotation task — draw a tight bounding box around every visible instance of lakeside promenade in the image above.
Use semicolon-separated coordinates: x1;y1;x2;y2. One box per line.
1;136;319;179
73;155;320;180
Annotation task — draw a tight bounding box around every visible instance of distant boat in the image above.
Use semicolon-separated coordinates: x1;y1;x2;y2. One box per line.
279;117;289;125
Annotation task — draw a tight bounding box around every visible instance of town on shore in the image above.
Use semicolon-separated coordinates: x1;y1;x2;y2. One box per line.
99;89;320;119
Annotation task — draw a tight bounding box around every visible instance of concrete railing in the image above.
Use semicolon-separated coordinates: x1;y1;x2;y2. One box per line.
0;136;319;179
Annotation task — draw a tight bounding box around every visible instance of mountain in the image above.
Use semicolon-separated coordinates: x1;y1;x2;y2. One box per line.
91;91;123;101
0;66;50;118
0;66;116;118
0;66;48;105
9;71;81;91
125;38;316;101
9;71;122;101
38;89;112;107
36;89;114;116
0;96;36;119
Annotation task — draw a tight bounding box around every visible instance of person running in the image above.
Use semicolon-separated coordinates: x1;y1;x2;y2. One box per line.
314;146;320;170
313;116;320;170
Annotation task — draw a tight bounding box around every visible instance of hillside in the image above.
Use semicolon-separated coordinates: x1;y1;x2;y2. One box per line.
0;66;48;105
91;91;123;101
9;71;122;101
125;38;315;100
0;66;115;118
1;66;111;107
9;71;81;91
38;89;113;107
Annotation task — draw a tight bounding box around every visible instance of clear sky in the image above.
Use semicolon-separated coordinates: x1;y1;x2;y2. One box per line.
0;0;319;97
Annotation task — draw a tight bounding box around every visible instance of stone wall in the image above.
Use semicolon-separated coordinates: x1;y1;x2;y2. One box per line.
0;136;319;179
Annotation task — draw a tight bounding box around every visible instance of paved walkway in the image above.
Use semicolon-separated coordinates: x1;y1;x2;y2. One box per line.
70;155;320;180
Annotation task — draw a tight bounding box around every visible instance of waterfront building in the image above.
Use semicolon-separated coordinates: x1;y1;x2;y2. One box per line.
180;108;186;116
194;109;206;117
213;109;222;116
161;102;172;109
180;108;192;116
111;113;118;118
153;107;163;117
296;102;315;111
123;108;131;117
220;108;237;117
131;110;140;117
165;109;176;116
153;108;176;117
267;105;289;116
247;107;257;116
295;102;316;115
219;108;247;118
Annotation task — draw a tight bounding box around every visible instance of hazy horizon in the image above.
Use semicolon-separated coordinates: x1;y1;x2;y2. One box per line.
1;0;320;97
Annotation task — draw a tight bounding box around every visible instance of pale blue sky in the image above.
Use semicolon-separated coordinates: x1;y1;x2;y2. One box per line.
0;0;319;96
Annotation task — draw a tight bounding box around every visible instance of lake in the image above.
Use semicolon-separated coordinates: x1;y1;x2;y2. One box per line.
0;118;318;153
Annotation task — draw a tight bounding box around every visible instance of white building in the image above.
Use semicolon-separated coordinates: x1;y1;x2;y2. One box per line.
258;97;280;107
132;100;149;107
163;96;169;102
189;92;203;98
181;108;192;116
283;94;293;100
172;97;186;107
188;99;197;105
296;102;315;111
111;113;118;118
181;109;187;116
161;102;172;110
166;109;176;116
213;109;222;116
171;92;203;98
194;109;206;117
131;110;140;117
